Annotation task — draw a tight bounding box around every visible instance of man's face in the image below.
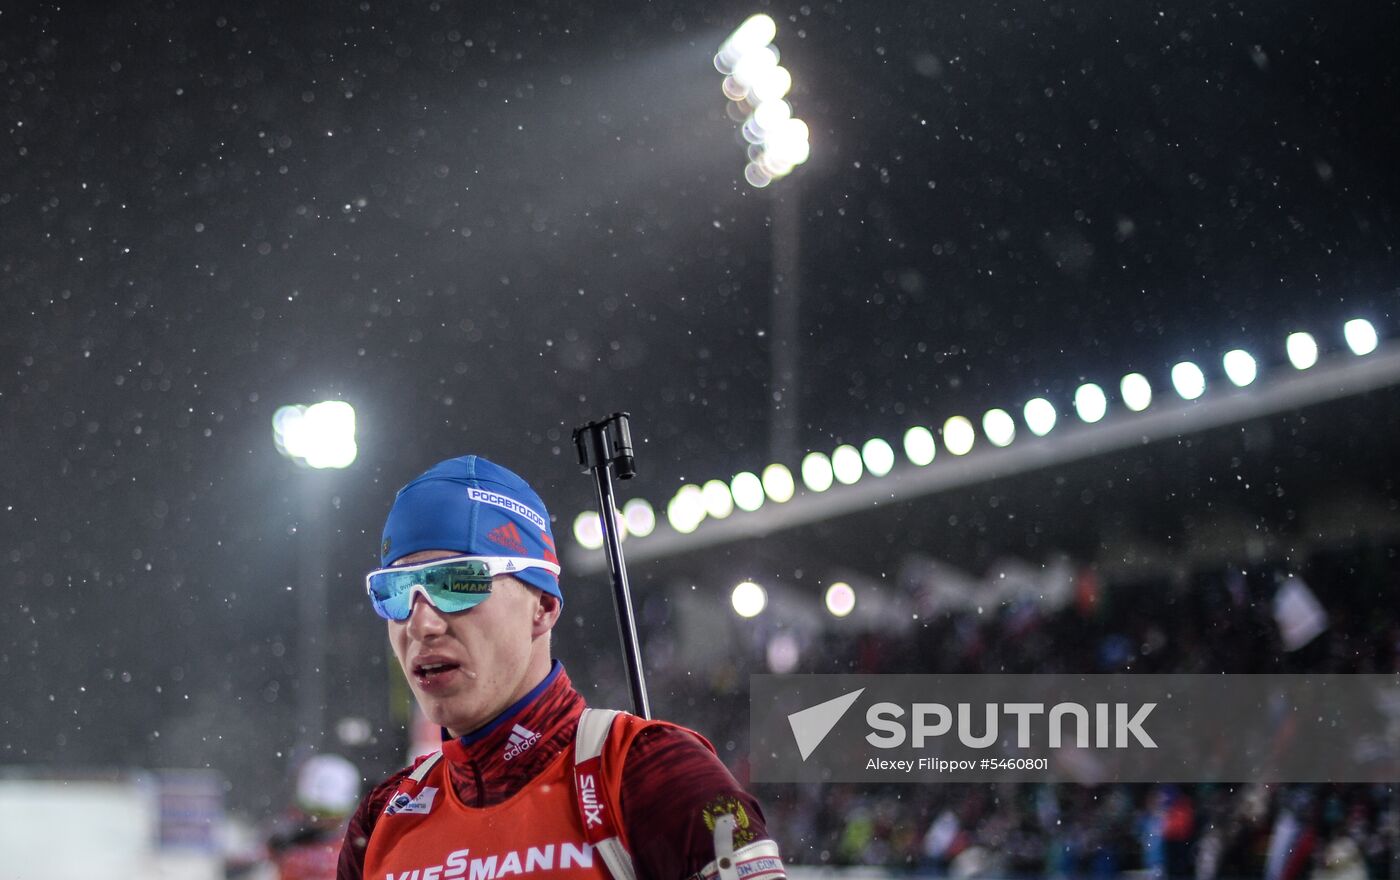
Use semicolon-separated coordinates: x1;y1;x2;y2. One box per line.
386;549;554;737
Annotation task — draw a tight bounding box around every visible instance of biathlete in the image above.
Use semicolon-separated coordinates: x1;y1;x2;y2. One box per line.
337;455;786;880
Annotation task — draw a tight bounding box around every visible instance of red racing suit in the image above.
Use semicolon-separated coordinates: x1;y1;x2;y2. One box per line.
337;662;785;880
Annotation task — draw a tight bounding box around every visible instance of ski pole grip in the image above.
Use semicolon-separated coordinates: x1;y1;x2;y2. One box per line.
605;414;635;480
573;412;635;479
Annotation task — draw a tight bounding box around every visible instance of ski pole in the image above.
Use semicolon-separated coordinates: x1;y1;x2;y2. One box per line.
572;412;651;719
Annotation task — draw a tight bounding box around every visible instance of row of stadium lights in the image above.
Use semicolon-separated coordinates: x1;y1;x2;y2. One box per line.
573;320;1383;613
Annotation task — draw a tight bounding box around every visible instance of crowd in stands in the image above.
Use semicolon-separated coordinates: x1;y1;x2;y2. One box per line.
631;541;1400;878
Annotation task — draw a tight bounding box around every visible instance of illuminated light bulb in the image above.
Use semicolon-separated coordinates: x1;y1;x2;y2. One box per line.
903;426;936;466
1171;362;1206;400
750;65;793;103
751;100;792;134
666;484;705;534
943;416;974;456
831;444;863;484
730;45;779;94
1344;319;1378;356
765;632;800;673
740;116;767;146
825;582;855;618
572;511;603;550
1222;350;1257;388
1023;398;1057;437
1074;383;1107;424
271;407;303;461
801;452;834;492
622;499;656;538
715;14;778;75
982;408;1016;448
761;463;795;503
1286;332;1318;370
763;118;810;169
861;438;895;477
731;471;765;512
744;162;773;188
1120;373;1152;412
731;580;767;618
701;479;735;519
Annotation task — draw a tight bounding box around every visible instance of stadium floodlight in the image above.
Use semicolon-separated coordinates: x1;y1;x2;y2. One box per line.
1344;319;1378;356
1171;361;1206;400
731;580;768;618
761;463;796;503
982;408;1016;447
831;444;863;484
1120;373;1152;412
1286;332;1318;370
943;416;975;456
666;484;706;534
903;426;936;465
1023;398;1057;437
716;14;810;187
702;479;735;519
272;401;357;469
1073;383;1108;424
622;499;656;538
825;582;856;617
1222;350;1258;387
801;451;835;492
861;438;895;477
273;399;357;760
731;471;765;512
573;511;605;550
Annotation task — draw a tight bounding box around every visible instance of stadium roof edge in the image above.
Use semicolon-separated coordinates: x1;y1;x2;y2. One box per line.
566;348;1400;574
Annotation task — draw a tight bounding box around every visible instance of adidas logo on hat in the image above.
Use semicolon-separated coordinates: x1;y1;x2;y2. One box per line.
504;724;540;761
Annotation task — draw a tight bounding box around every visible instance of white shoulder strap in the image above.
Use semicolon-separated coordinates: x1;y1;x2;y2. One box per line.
574;708;637;880
596;839;638;880
408;749;444;783
575;707;620;762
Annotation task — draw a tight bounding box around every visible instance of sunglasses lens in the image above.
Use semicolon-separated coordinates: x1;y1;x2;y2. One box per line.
369;590;413;621
367;560;495;621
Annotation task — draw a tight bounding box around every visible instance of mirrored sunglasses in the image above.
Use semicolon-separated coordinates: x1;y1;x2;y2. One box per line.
364;555;562;621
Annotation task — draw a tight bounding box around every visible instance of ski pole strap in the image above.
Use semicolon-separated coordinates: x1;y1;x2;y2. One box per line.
574;708;637;880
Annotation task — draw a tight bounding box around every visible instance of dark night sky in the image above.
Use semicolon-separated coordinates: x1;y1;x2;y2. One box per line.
2;0;1398;815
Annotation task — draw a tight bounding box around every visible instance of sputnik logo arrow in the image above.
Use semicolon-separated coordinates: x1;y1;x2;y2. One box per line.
787;688;865;761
